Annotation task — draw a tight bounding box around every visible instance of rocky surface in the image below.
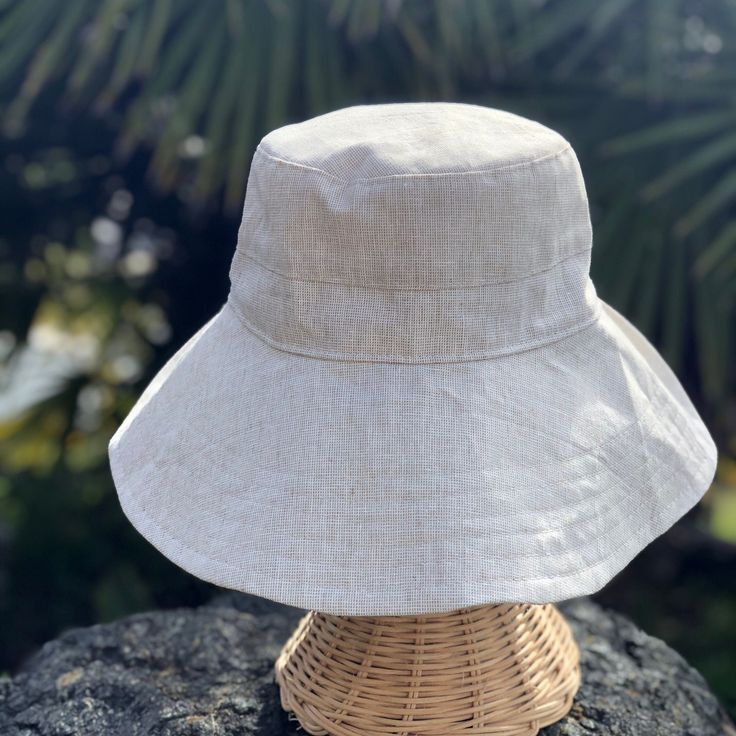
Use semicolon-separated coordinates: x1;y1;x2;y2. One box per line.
0;595;733;735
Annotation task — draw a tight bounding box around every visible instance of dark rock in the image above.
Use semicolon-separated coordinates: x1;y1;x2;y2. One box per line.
0;596;732;735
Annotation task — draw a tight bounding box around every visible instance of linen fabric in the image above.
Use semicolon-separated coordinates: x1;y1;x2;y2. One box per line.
109;103;717;616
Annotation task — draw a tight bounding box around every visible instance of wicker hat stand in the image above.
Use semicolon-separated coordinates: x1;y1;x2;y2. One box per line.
274;602;580;736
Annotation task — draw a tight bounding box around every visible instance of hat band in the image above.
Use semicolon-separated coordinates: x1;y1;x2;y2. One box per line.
227;251;601;364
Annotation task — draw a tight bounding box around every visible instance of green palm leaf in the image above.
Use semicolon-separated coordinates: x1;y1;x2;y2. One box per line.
0;0;735;440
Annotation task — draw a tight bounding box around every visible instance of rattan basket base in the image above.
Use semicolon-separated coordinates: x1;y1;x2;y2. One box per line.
274;603;580;736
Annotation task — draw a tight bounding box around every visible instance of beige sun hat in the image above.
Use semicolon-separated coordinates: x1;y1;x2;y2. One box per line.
109;102;717;616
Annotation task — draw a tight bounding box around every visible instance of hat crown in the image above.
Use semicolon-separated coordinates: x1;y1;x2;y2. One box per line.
261;102;568;180
228;103;600;362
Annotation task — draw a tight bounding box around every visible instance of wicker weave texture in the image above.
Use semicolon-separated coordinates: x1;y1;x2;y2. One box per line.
275;603;580;735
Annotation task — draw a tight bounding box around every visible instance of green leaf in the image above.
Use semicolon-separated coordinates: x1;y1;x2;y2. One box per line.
642;131;736;200
224;2;266;211
709;484;736;544
695;221;736;278
675;169;736;238
68;0;130;95
16;0;90;103
659;234;687;372
694;272;730;402
262;2;298;133
193;34;246;200
94;6;147;112
554;0;637;77
602;110;736;156
137;0;172;74
511;0;595;62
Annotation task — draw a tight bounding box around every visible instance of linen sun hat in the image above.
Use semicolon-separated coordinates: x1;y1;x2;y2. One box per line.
109;102;718;616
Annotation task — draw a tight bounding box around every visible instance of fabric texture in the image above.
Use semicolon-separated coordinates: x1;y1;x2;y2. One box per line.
109;102;718;615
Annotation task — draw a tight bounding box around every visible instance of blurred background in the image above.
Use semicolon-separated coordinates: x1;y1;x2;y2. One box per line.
0;0;734;716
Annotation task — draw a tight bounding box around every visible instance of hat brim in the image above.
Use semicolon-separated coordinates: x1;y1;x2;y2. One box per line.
109;299;716;615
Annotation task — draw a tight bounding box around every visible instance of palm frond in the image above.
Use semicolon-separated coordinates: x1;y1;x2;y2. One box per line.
601;110;736;156
641;132;736;200
1;0;735;436
675;169;736;238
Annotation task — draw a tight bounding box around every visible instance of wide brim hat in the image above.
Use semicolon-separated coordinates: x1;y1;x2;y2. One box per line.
109;102;717;616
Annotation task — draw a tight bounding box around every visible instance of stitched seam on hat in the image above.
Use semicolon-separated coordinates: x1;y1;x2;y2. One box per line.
110;322;712;585
458;454;685;550
184;458;697;569
115;454;706;588
255;143;574;183
236;247;591;292
224;297;604;365
116;423;706;567
110;314;715;593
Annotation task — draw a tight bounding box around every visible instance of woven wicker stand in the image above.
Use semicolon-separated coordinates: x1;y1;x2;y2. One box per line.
274;602;580;736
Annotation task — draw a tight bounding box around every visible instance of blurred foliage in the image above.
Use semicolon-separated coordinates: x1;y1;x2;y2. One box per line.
596;516;736;716
0;112;230;669
0;0;734;713
708;462;736;544
0;0;734;441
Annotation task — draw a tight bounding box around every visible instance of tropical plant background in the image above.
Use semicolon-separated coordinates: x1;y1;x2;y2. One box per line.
0;0;735;715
